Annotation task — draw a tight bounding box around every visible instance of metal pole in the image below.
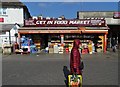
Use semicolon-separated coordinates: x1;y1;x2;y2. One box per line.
9;31;11;54
110;37;111;48
104;34;107;53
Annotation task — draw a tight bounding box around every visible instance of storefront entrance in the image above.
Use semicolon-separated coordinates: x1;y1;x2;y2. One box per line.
40;34;49;49
20;32;106;53
20;34;49;50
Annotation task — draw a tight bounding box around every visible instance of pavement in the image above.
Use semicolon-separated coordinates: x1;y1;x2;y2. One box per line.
2;50;119;86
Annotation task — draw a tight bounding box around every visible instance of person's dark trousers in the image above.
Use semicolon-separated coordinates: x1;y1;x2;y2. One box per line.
112;46;116;52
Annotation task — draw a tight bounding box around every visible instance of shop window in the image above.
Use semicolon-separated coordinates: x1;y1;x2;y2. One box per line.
0;8;7;15
3;8;7;14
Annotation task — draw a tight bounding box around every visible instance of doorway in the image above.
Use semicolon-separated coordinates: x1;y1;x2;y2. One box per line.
40;34;48;49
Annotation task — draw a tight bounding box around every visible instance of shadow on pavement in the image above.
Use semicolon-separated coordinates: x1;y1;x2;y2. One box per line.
63;66;70;87
2;54;12;58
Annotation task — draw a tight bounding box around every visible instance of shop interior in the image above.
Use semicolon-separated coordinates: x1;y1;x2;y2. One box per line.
20;33;104;54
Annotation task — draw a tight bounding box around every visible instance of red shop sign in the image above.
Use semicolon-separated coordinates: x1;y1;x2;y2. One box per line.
24;19;106;27
113;12;120;19
0;18;4;22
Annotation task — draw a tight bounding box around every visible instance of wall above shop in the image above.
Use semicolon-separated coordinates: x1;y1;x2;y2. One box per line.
77;11;120;25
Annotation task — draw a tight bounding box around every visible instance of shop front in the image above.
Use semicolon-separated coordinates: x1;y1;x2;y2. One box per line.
18;18;109;54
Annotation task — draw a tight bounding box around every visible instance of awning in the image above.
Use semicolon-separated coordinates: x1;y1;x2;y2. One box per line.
18;30;82;34
19;27;78;30
78;27;109;34
85;27;109;30
83;27;108;34
0;24;15;34
18;26;109;34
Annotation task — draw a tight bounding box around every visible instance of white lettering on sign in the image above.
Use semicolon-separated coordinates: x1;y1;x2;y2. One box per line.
54;21;68;24
47;21;53;24
69;20;90;24
84;21;90;24
36;21;46;24
91;20;102;25
69;21;77;24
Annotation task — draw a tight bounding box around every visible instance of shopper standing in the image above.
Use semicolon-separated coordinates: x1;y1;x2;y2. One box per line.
70;39;83;75
88;40;93;54
111;38;117;52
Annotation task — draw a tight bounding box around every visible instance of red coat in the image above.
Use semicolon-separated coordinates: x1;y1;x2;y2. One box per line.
70;39;82;75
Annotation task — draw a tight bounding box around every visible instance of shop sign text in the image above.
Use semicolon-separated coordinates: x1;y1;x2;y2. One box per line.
24;19;105;27
113;12;120;19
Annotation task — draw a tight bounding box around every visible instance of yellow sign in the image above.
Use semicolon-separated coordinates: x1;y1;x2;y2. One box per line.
68;75;82;87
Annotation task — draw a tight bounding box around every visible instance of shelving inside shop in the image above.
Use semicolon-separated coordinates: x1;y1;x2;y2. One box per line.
96;36;104;52
32;34;41;49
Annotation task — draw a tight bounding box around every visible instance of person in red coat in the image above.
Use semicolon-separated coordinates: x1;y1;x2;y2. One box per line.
70;39;82;75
